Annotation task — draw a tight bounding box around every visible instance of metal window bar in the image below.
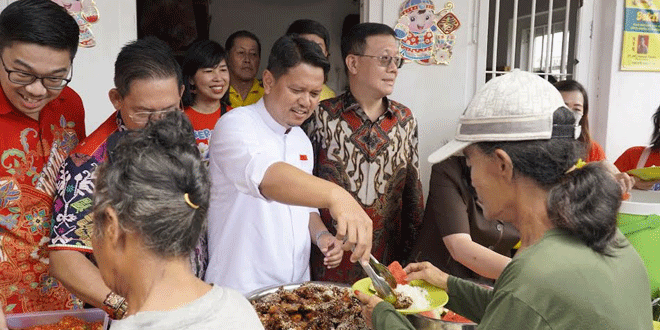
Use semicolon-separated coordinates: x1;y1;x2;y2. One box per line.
491;0;501;80
561;0;571;75
487;0;573;81
527;0;536;72
544;0;554;74
510;0;519;70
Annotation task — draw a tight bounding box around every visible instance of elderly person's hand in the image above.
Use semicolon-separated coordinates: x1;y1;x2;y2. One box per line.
404;262;450;291
633;177;660;190
317;233;344;268
599;160;635;194
355;290;383;328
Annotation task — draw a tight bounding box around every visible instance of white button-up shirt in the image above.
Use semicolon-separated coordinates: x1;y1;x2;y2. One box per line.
205;99;316;295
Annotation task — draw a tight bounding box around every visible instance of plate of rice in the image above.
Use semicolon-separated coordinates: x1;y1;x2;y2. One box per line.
352;278;449;315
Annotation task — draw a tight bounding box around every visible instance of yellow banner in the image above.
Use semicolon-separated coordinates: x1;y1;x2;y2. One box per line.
622;0;660;71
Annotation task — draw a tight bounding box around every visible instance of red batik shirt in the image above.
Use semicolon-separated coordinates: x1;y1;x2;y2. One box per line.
0;85;85;313
303;91;424;284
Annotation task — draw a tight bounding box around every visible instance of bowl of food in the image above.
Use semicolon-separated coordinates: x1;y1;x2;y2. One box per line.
248;281;369;329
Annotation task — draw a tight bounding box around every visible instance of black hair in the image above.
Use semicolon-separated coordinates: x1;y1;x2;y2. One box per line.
266;35;330;82
652;105;660;151
93;110;209;258
225;30;261;57
286;19;331;52
181;39;229;107
476;107;622;255
114;37;183;97
341;22;396;62
554;80;591;148
0;0;79;59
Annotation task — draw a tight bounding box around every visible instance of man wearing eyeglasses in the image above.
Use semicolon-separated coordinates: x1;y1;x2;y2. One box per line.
0;0;84;319
303;23;424;284
48;37;183;319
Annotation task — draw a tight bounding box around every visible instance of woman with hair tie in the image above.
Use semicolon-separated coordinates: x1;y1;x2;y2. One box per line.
90;111;263;329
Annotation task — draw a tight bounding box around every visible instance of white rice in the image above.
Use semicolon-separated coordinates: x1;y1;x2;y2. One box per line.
395;284;430;310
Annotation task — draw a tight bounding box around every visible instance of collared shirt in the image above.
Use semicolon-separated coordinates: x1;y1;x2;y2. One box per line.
0;85;85;313
49;111;125;253
303;91;424;284
205;99;316;294
228;79;264;108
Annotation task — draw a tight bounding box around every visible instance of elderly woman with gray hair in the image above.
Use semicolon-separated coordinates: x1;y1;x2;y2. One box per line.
90;111;263;329
356;70;652;330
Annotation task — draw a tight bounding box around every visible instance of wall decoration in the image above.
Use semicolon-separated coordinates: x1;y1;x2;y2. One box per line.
52;0;99;48
621;0;660;71
394;1;460;65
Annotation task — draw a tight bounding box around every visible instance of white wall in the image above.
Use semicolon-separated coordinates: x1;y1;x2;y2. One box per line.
365;0;488;195
585;0;659;161
67;0;137;132
208;0;359;93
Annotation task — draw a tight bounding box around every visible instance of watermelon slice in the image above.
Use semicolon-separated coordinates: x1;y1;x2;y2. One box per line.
442;310;474;323
387;261;408;285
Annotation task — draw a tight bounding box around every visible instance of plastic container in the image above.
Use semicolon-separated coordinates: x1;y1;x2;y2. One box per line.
618;189;660;295
6;308;109;330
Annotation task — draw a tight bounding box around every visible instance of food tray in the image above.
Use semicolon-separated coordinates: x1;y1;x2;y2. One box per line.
246;281;349;302
6;308;109;330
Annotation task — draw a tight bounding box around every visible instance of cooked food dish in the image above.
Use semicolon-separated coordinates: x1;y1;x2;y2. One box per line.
394;284;428;310
15;316;103;330
251;282;368;329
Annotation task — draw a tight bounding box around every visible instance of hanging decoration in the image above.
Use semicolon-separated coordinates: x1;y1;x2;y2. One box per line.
394;1;460;65
52;0;99;48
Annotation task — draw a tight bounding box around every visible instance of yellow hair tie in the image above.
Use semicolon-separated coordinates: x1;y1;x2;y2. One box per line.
184;193;199;209
565;158;587;174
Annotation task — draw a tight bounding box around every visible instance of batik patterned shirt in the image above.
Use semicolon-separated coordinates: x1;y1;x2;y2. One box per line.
303;91;424;284
0;86;85;313
49;112;124;253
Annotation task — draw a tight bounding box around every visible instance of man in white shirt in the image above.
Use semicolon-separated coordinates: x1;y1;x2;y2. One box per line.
205;35;373;294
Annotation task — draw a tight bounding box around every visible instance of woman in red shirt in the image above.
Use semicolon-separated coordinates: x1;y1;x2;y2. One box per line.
181;40;232;280
554;80;634;193
554;80;605;162
181;40;231;165
615;105;660;190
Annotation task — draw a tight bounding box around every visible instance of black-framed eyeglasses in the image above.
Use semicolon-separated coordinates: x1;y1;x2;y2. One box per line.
127;102;183;125
353;54;404;69
0;56;72;90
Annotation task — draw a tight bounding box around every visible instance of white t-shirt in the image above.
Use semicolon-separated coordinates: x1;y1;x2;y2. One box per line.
204;99;317;294
110;285;263;329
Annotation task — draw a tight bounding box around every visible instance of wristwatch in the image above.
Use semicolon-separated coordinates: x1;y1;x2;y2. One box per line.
103;291;128;319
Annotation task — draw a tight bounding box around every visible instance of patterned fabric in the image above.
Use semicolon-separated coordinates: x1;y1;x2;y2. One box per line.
228;79;264;108
0;86;85;313
49;112;124;253
303;91;424;284
183;104;231;279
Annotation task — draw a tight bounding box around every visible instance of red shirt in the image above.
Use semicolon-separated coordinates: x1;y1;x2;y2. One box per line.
614;146;660;172
586;140;606;163
0;85;85;313
184;104;230;164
